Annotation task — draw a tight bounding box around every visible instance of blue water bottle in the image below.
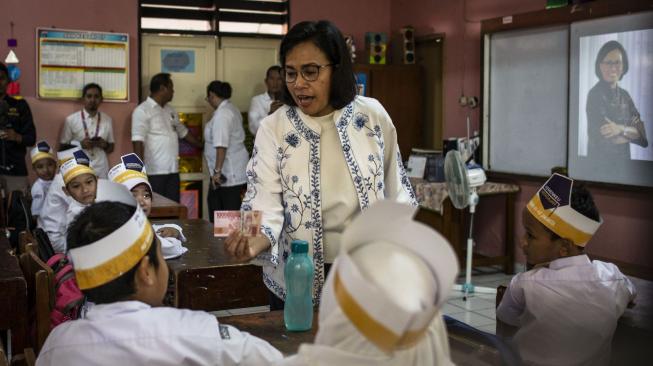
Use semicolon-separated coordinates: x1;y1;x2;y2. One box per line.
284;240;314;331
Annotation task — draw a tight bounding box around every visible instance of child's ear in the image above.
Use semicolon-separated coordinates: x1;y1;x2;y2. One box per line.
558;238;574;257
135;255;155;287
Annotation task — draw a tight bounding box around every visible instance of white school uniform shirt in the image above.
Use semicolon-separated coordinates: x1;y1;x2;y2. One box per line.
30;178;52;217
37;173;71;253
203;99;249;187
36;300;283;366
61;109;115;178
152;223;188;259
131;97;188;175
242;96;418;304
247;92;273;136
497;254;637;366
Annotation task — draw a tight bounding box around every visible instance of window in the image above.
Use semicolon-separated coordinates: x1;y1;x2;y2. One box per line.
139;0;289;36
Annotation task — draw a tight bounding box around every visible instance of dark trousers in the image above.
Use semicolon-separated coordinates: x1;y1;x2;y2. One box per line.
148;173;180;203
269;263;332;310
207;184;246;222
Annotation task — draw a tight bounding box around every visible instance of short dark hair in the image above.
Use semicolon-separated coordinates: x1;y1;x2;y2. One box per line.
547;183;600;245
279;20;357;109
595;40;629;81
67;202;160;305
265;65;282;79
0;62;7;78
82;83;103;97
206;80;232;99
150;73;172;94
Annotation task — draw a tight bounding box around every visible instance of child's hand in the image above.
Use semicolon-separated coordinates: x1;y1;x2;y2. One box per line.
157;227;181;239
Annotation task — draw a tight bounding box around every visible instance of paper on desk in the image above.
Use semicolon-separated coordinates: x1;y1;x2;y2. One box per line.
214;210;262;237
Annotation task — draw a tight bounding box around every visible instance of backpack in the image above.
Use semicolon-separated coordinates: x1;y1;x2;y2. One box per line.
6;190;35;253
47;253;85;328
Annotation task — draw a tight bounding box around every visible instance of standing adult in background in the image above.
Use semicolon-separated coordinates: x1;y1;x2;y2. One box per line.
247;65;284;136
204;80;249;221
132;73;202;202
60;83;115;178
225;21;417;309
0;62;36;194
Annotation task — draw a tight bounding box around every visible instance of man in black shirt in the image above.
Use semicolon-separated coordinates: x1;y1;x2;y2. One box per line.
0;62;36;194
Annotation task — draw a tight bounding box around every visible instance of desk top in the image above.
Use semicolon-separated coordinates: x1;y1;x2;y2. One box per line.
410;178;519;213
161;219;249;273
218;311;316;356
150;192;188;219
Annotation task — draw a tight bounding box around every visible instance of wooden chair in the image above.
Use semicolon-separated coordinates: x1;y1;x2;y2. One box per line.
18;248;54;354
18;231;34;256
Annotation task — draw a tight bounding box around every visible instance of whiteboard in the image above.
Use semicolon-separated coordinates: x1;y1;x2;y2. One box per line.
485;26;569;176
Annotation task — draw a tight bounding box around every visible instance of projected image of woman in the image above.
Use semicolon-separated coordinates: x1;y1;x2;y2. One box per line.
586;40;648;160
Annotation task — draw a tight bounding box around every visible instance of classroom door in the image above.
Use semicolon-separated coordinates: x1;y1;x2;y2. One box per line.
416;35;444;150
141;34;280;220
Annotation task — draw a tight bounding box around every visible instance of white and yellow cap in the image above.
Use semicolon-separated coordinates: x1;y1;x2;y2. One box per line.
69;180;154;290
527;173;601;247
326;200;458;354
60;150;96;185
108;153;151;192
30;140;56;164
56;141;82;165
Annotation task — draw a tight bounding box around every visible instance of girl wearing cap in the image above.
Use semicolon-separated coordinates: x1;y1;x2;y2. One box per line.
30;141;57;221
225;20;417;309
109;153;188;259
496;174;636;365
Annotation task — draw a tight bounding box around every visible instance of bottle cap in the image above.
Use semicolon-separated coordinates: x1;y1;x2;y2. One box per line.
291;240;308;254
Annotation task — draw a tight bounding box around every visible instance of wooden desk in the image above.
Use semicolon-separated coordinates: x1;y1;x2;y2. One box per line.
0;236;27;356
218;310;504;364
150;192;188;219
412;178;519;274
218;311;316;356
162;219;267;311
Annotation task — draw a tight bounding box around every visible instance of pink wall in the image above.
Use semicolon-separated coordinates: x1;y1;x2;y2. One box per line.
0;0;139;181
290;0;391;61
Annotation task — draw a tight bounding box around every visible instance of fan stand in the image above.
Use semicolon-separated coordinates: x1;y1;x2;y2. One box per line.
452;188;497;301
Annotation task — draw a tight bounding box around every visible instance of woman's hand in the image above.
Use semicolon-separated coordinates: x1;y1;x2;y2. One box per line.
224;230;271;263
157;227;181;239
599;117;624;138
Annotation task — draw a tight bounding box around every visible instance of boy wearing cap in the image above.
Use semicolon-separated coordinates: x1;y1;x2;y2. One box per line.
36;182;282;365
29;141;57;220
497;173;636;365
109;153;187;259
279;201;458;366
60;149;98;235
37;143;81;252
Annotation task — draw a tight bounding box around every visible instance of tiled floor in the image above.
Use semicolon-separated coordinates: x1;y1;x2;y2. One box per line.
212;265;522;335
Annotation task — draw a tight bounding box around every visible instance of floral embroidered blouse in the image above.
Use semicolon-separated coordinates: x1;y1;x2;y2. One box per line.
242;96;417;303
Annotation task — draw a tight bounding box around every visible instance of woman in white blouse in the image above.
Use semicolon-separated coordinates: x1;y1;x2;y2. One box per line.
204;81;249;220
225;21;417;309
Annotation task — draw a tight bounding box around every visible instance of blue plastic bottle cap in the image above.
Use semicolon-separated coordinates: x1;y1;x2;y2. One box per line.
291;240;309;254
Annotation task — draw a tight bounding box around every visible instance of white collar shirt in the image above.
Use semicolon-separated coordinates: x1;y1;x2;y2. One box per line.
204;99;249;186
30;177;52;217
36;300;283;366
247;92;273;136
36;173;71;253
61;109;115;178
131;97;188;175
497;255;637;366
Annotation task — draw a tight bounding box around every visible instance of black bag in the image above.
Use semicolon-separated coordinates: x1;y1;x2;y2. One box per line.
33;227;55;262
6;189;34;252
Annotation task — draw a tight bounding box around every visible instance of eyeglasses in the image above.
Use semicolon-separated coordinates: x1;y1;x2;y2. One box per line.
601;60;623;67
282;63;334;83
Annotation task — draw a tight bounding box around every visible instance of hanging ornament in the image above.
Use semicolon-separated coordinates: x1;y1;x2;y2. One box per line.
5;22;21;96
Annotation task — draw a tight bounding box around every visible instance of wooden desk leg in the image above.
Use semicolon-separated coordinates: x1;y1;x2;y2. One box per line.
504;193;515;274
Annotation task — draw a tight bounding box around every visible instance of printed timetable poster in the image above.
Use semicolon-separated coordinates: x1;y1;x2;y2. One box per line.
37;28;129;101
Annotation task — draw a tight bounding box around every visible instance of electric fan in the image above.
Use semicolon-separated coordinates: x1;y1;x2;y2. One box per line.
444;150;496;300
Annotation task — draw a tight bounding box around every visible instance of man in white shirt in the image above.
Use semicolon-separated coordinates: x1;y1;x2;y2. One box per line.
247;65;283;136
37;182;282;366
131;73;201;202
60;83;114;178
496;174;636;366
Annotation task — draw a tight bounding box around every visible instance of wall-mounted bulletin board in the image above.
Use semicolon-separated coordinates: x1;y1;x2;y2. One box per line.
37;28;129;101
